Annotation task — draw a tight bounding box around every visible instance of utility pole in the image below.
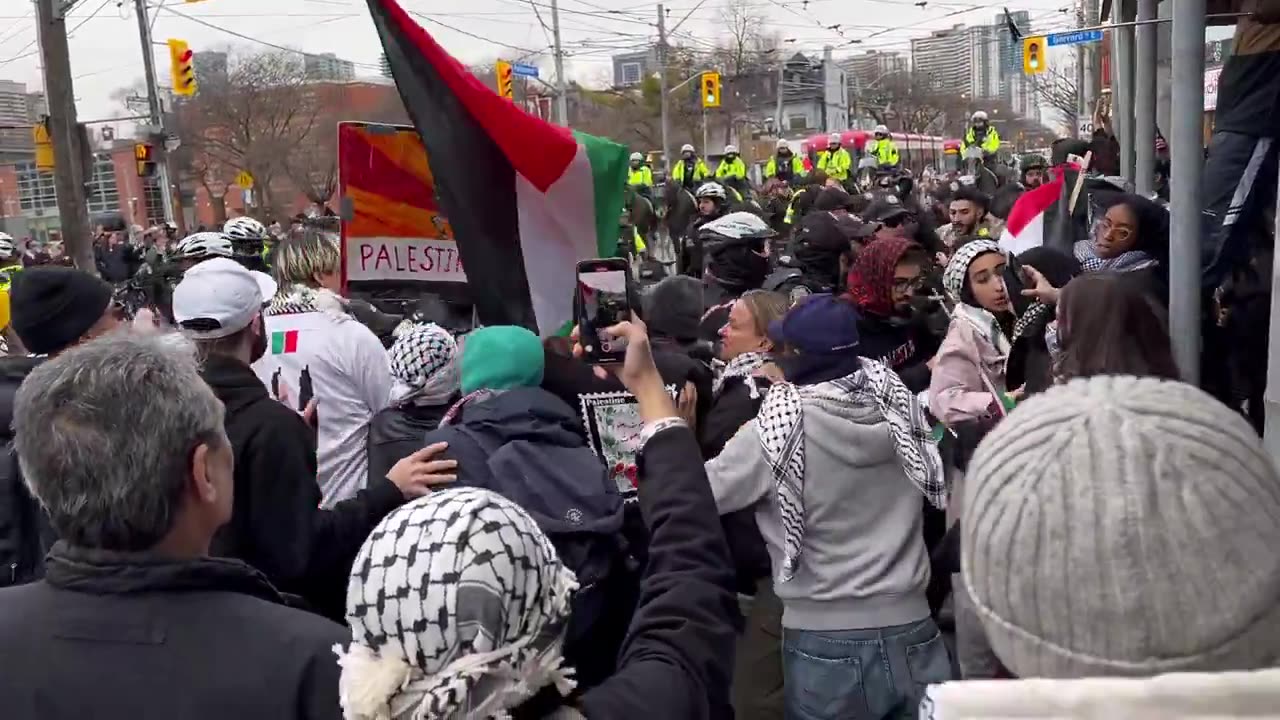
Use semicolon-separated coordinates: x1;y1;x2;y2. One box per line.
133;0;175;226
775;61;785;135
657;3;670;174
1082;0;1100;116
35;0;94;272
550;0;569;127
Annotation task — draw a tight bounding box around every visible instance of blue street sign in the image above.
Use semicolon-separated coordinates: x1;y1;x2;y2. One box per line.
512;62;540;79
1047;29;1105;47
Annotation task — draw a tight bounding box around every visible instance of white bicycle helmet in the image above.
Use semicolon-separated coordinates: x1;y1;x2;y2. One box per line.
629;151;644;162
776;139;790;151
972;110;989;122
698;211;776;242
680;143;695;154
828;133;842;145
724;144;738;155
874;124;890;135
223;216;268;241
695;182;727;200
173;231;234;260
0;233;14;260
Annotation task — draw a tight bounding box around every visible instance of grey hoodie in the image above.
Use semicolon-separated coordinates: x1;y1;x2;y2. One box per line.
706;394;931;631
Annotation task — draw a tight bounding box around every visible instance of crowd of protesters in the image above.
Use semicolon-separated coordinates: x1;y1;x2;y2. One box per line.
0;4;1277;718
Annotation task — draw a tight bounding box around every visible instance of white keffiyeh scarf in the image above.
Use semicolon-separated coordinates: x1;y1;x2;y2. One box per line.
713;350;769;397
756;357;946;583
335;488;579;720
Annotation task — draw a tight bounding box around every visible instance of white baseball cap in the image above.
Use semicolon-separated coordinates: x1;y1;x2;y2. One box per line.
172;257;277;339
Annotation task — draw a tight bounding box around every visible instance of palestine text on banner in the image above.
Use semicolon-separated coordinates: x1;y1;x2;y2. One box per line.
337;121;465;284
368;0;629;336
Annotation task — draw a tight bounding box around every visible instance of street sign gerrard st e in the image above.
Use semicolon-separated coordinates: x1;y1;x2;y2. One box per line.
512;62;539;79
235;170;254;189
1047;29;1104;47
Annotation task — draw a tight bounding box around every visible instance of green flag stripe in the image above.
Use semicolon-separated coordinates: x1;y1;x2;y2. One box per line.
574;130;628;259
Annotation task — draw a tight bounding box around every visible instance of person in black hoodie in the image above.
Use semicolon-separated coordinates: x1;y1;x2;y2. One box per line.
0;267;124;588
699;212;776;342
171;258;457;620
0;333;346;719
844;236;939;393
333;319;737;720
367;321;461;484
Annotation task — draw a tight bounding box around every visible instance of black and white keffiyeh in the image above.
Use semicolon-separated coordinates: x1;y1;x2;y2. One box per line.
335;488;579;720
388;322;459;407
713;350;769;397
266;283;351;320
756;358;946;583
1072;239;1156;274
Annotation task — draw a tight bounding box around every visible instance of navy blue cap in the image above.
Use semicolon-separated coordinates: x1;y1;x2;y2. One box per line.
767;294;860;355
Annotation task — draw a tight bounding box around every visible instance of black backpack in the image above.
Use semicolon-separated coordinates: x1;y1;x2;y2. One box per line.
451;424;636;687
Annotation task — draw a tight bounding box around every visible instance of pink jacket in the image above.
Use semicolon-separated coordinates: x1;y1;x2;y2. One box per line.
928;310;1009;426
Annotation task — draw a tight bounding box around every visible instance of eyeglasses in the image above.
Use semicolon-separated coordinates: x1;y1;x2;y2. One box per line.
892;275;926;294
1099;217;1133;243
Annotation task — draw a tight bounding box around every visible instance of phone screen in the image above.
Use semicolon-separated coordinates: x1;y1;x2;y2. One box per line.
577;263;630;363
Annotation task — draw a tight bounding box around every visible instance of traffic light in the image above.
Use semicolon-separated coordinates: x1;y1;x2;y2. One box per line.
701;71;721;109
135;143;156;178
33;120;54;171
495;60;514;100
1023;36;1047;75
168;39;197;96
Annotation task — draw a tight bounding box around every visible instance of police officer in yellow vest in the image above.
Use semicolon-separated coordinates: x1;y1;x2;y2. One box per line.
867;124;900;168
0;233;23;292
817;133;852;182
670;143;710;191
714;144;747;181
628;152;653;198
960;110;1002;157
765;139;805;184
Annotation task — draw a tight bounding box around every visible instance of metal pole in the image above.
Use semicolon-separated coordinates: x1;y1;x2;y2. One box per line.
657;4;670;174
133;0;175;225
701;108;708;156
550;0;569;126
1113;0;1135;182
1134;0;1157;195
1082;0;1100;112
1169;0;1204;382
36;0;94;272
775;61;785;135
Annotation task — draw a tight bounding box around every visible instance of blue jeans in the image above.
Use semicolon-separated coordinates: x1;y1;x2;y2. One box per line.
782;618;953;720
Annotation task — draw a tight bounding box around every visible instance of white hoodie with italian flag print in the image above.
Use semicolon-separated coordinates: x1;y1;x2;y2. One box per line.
252;286;393;508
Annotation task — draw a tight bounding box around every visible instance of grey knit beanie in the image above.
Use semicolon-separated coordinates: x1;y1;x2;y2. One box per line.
962;375;1280;679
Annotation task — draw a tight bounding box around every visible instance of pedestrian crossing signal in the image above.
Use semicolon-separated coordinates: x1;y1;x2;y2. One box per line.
701;71;721;109
135;143;156;178
495;60;514;100
168;39;197;96
1023;36;1047;75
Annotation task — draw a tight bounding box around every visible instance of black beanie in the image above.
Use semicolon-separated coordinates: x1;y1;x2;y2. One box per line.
644;275;704;341
11;267;113;355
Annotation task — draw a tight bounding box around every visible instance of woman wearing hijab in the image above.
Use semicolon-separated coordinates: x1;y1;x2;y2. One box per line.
366;322;461;486
335;320;739;720
929;240;1019;428
705;294;952;719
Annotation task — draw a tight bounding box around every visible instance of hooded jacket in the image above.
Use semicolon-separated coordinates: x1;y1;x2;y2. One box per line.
202;353;404;620
0;542;347;719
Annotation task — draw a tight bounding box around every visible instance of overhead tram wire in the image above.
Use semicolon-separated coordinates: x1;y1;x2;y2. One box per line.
160;4;382;70
0;0;119;70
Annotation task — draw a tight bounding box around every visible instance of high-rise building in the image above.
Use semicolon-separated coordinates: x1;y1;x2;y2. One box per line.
994;11;1037;119
304;53;356;82
0;80;44;162
842;50;908;92
911;25;972;96
968;23;1002;100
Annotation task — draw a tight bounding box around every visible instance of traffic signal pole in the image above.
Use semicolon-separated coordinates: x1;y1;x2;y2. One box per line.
133;0;176;227
35;0;94;272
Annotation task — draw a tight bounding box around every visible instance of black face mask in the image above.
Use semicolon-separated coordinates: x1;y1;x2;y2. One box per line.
710;243;771;292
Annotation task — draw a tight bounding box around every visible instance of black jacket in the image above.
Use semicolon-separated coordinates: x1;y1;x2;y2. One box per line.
0;355;50;588
366;400;454;487
855;312;939;393
577;426;738;720
0;542;346;719
94;244;141;283
701;375;773;595
201;353;405;620
422;386;589;489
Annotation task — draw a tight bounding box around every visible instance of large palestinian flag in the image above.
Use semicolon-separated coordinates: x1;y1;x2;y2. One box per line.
368;0;629;335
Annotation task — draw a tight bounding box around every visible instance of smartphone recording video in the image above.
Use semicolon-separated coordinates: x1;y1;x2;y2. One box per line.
576;258;632;364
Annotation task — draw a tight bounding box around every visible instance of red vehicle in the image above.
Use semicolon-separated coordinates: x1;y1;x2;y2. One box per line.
804;130;948;177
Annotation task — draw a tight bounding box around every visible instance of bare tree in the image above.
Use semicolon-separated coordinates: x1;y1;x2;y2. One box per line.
171;49;319;220
712;0;780;145
1028;66;1080;132
860;72;955;134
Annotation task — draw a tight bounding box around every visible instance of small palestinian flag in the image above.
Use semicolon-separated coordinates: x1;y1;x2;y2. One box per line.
367;0;629;335
271;330;299;355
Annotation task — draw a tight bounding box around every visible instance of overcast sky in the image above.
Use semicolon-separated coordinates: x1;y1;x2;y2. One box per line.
0;0;1156;121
